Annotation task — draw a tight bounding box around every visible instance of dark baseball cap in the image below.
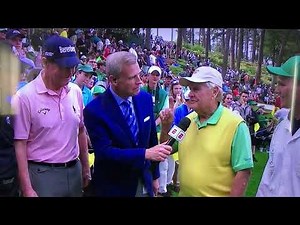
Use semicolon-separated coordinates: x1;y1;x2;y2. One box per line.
6;29;25;39
43;35;80;68
266;55;300;80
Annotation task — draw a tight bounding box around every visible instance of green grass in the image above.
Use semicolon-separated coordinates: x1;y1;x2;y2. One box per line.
245;151;269;197
170;151;269;197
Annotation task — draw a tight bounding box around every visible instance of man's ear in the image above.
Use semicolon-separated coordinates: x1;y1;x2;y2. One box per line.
108;75;117;84
41;57;48;67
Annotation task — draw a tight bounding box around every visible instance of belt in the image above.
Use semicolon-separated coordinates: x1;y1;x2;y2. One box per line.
28;159;78;168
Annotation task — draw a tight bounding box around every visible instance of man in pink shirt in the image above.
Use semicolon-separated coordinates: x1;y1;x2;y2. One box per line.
12;36;90;197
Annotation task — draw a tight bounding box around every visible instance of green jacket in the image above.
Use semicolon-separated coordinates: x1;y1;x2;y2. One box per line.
141;85;168;132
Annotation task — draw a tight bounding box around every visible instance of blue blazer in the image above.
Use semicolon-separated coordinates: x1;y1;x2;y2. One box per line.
83;88;159;197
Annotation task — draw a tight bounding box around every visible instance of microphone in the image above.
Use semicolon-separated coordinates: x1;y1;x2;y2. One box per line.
166;117;191;146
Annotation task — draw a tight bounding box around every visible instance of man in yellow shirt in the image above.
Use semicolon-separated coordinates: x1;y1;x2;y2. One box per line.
160;66;253;197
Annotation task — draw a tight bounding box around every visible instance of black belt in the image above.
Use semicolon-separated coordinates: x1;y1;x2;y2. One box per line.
28;159;78;168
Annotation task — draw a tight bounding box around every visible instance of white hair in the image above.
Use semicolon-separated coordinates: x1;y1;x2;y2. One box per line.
206;82;223;102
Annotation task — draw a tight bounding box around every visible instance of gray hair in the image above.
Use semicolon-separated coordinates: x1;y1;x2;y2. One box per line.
206;82;223;102
106;51;137;79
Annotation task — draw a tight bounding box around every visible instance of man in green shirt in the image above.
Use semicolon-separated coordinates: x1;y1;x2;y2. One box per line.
160;66;253;196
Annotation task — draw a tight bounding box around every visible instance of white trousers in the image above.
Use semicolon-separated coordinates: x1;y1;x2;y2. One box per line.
158;155;175;193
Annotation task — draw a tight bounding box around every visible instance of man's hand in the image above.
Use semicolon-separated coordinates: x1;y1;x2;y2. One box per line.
145;143;172;161
159;108;174;128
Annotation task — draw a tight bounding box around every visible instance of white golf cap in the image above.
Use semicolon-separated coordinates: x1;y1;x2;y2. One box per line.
148;65;162;76
179;66;223;88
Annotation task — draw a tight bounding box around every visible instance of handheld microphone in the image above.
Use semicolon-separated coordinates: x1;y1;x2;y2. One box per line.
166;117;191;146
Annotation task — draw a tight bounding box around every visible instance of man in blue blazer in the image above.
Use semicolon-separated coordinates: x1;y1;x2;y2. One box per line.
84;51;172;197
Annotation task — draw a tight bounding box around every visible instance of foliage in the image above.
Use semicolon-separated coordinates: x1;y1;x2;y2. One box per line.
169;65;184;76
240;61;271;84
264;29;300;63
182;43;205;56
180;43;273;85
177;58;188;67
209;51;223;66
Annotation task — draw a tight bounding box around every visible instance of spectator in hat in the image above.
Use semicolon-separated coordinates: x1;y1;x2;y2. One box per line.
12;35;90;197
0;28;7;41
73;64;95;107
257;55;300;197
160;66;253;196
91;84;106;99
141;65;169;131
6;29;26;58
162;73;174;94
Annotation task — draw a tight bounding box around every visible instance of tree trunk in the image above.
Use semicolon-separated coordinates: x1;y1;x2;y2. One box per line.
245;29;249;60
222;29;231;79
230;28;236;70
221;28;225;54
271;30;291;87
171;28;173;42
205;28;211;59
182;28;188;43
198;28;201;45
202;28;206;47
236;28;244;73
251;29;257;63
145;28;151;50
191;28;195;45
176;28;183;60
255;29;265;84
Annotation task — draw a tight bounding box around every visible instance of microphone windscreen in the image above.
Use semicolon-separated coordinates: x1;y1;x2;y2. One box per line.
177;117;191;132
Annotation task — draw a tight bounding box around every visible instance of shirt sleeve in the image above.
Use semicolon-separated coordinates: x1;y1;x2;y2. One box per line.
12;94;31;140
231;121;254;172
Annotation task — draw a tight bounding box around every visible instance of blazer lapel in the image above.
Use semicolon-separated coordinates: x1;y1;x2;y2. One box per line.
105;90;136;144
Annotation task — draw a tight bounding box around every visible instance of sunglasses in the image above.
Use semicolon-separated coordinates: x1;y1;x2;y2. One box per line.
171;80;179;85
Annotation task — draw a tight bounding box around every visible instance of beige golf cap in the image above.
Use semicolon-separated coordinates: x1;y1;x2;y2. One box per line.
179;66;223;88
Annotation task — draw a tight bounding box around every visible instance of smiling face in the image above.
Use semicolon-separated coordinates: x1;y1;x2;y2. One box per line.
187;82;218;116
276;76;300;110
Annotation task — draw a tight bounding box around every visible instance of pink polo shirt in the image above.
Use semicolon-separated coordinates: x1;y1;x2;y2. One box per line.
13;72;84;163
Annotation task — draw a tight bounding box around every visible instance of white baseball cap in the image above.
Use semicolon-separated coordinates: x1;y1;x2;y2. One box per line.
148;65;162;76
179;66;223;88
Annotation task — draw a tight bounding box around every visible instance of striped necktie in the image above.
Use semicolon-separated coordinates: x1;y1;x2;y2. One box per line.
121;100;138;144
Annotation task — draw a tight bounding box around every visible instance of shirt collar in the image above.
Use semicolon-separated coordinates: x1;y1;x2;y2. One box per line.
109;86;132;106
35;70;71;95
194;103;223;129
